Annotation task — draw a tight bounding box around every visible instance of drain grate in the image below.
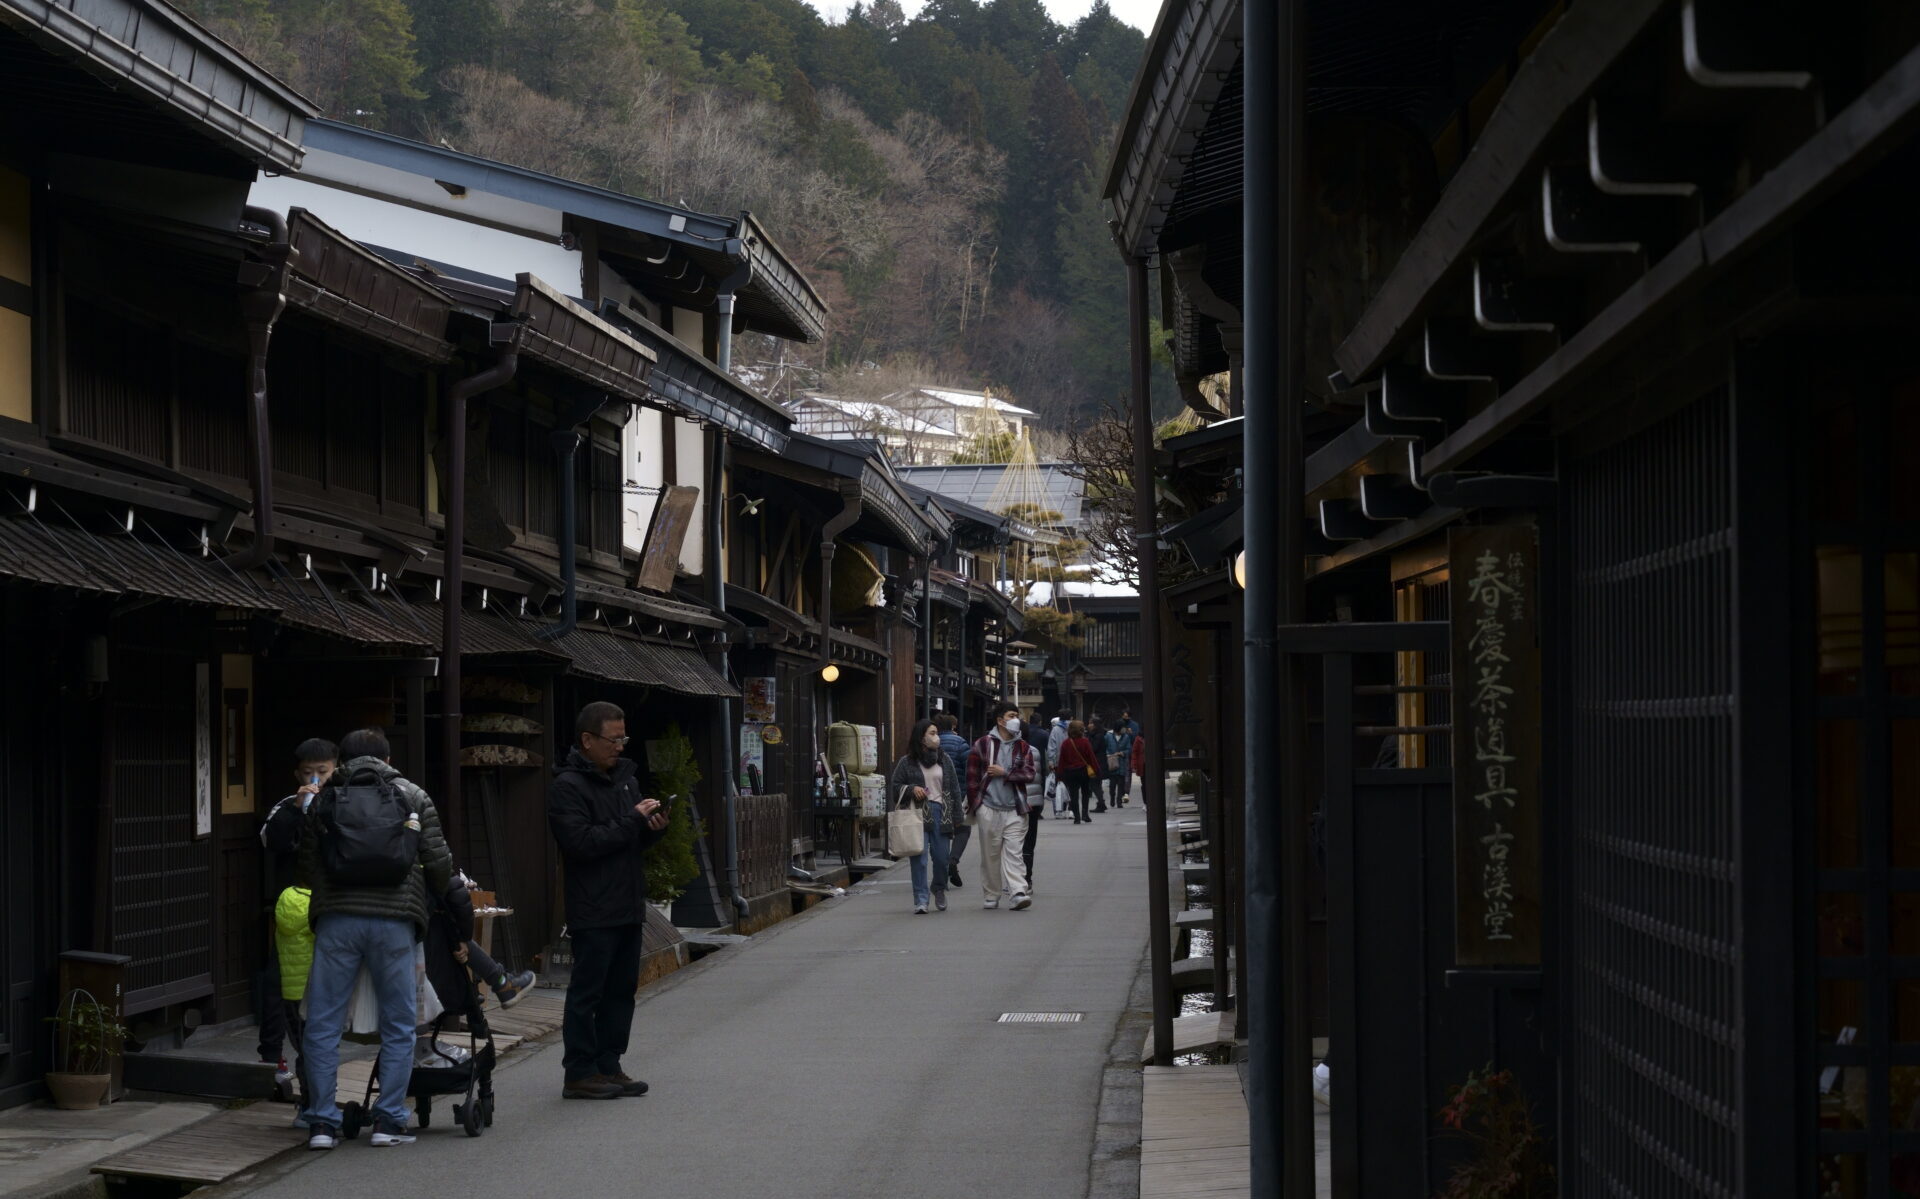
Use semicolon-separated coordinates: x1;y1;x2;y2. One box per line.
997;1012;1083;1024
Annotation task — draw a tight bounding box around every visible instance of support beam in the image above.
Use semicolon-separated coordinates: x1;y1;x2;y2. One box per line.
1128;254;1176;1070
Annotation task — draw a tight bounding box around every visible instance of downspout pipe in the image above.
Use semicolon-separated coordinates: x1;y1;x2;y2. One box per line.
537;395;607;642
442;346;520;855
1246;0;1313;1191
707;432;748;921
1128;255;1176;1070
920;542;935;717
816;487;863;676
229;206;296;571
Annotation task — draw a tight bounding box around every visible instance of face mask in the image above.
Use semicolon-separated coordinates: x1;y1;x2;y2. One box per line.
1004;718;1021;736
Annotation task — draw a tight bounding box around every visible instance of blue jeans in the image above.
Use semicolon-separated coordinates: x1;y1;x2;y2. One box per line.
301;913;418;1131
908;802;953;907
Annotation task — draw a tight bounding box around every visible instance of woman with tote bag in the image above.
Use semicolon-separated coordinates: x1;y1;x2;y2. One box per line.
1055;721;1102;824
887;719;963;914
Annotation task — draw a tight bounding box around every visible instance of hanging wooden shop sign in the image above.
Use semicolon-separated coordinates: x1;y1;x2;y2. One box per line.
1449;524;1542;967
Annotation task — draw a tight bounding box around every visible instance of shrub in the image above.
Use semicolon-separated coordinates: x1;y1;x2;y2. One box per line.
1435;1065;1555;1199
642;723;706;905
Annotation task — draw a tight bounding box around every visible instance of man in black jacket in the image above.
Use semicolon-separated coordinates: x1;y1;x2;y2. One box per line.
548;701;668;1100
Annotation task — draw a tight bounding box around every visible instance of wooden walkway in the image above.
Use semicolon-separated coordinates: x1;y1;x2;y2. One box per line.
1141;1010;1236;1064
94;990;569;1186
1141;1064;1249;1198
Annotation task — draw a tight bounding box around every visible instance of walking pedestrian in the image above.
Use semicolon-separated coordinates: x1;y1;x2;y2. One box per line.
887;719;962;913
1056;720;1101;823
937;714;971;889
548;701;670;1101
1102;722;1134;808
258;738;336;1071
1045;710;1069;816
298;728;452;1150
966;704;1038;911
1086;718;1108;811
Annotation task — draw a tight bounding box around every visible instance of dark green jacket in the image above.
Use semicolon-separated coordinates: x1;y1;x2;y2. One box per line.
299;756;452;938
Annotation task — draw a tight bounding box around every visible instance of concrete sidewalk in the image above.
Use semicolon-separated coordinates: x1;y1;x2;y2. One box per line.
205;807;1153;1199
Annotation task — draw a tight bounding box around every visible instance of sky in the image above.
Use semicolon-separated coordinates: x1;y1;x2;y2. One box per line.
804;0;1159;33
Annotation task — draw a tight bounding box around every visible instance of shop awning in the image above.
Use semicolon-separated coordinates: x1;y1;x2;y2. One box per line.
0;508;274;609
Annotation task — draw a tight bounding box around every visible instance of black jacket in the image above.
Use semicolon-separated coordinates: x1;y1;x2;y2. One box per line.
547;748;665;931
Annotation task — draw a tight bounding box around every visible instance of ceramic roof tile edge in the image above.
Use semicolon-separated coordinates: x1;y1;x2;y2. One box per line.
0;0;315;172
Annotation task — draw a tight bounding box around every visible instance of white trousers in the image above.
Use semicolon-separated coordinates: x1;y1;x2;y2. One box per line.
975;804;1029;900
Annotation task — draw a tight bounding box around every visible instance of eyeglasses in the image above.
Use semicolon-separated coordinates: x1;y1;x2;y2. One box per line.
589;732;631;748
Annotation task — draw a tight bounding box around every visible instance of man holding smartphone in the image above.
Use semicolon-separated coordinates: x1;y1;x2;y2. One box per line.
548;701;670;1101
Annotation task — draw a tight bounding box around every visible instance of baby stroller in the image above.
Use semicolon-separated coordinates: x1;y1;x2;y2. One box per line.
340;887;498;1139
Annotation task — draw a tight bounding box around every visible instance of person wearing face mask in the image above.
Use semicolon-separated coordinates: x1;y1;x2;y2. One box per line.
887;719;963;913
964;703;1039;910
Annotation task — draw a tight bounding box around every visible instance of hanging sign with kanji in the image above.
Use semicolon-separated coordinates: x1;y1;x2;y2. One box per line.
1449;524;1542;966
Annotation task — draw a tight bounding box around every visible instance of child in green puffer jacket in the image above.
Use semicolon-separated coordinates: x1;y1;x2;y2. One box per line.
274;885;314;1127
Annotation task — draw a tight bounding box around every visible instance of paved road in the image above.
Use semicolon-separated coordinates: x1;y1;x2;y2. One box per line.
219;805;1152;1199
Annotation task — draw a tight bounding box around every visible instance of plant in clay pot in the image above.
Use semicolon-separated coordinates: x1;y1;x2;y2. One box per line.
44;989;126;1110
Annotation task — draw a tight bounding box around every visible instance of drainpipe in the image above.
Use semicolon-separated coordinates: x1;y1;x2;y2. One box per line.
1129;254;1176;1070
442;346;520;854
920;542;935;717
707;431;748;921
714;262;751;376
1246;0;1312;1190
229;207;296;570
537;396;606;642
816;487;862;676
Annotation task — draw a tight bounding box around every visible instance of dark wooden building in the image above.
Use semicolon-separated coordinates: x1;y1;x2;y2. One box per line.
1111;0;1920;1194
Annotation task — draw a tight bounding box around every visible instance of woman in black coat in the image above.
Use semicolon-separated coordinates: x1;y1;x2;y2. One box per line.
887;719;964;913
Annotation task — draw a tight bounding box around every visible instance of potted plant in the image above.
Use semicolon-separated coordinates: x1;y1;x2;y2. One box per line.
1176;770;1202;797
642;724;706;915
44;989;125;1110
1435;1064;1555;1198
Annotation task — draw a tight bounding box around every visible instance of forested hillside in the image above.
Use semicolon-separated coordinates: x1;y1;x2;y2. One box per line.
180;0;1147;426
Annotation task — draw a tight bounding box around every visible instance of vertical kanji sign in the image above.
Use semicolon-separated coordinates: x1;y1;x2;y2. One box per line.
1449;524;1542;966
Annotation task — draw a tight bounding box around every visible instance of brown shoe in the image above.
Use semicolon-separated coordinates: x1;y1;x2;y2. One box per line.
608;1072;649;1097
562;1074;622;1100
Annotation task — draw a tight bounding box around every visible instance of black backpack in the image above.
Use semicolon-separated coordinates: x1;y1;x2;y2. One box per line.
314;766;420;887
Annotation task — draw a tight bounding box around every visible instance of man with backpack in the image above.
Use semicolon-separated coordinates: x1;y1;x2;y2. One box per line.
297;728;452;1151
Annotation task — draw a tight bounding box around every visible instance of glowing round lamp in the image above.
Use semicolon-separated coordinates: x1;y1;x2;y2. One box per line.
821;663;841;683
1233;550;1246;589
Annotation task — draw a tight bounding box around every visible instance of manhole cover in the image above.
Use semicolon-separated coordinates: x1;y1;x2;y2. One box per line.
997;1012;1083;1023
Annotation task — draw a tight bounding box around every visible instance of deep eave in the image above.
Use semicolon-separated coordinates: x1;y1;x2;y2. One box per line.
0;0;313;173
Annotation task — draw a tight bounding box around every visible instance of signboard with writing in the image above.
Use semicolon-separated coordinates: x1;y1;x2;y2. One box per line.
195;662;212;839
743;677;778;724
635;484;699;593
1448;524;1542;966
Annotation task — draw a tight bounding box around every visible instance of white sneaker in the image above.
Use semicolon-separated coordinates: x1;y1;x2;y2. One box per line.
1312;1062;1331;1108
913;904;928;914
983;897;999;909
307;1128;337;1150
370;1124;416;1146
1011;893;1032;911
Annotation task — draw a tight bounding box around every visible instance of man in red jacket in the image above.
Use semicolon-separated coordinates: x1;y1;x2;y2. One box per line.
966;703;1039;910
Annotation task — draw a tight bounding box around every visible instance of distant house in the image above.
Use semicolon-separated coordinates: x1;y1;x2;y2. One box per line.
888;386;1036;442
786;385;1037;464
788;392;963;465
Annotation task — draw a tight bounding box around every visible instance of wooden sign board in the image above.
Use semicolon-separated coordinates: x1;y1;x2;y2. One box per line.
1449;524;1542;967
635;484;699;593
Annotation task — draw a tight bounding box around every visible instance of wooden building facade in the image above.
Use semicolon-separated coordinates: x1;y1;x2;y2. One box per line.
1111;0;1920;1194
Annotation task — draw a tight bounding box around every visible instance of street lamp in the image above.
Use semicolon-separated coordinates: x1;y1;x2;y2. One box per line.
821;663;840;683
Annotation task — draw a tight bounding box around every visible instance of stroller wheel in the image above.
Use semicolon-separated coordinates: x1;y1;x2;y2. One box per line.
462;1100;483;1137
340;1102;364;1141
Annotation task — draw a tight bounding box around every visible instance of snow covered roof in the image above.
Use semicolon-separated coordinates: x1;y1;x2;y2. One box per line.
794;394;961;440
899;387;1038;418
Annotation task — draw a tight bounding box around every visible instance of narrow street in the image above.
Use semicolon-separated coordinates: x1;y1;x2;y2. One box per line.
219;812;1151;1199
